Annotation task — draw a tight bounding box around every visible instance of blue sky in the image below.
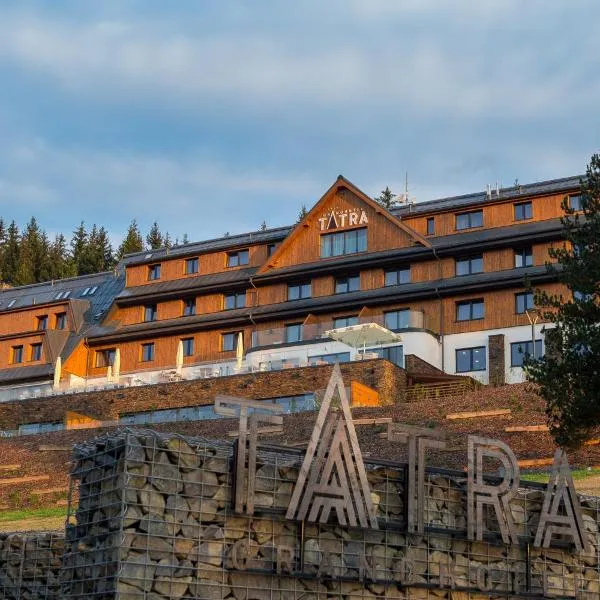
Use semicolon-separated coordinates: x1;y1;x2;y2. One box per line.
0;1;598;247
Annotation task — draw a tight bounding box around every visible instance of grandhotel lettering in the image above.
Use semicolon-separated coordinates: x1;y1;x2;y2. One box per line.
318;208;368;230
228;365;589;556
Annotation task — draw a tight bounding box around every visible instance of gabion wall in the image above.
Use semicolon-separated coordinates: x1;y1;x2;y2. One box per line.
61;429;600;600
0;532;64;600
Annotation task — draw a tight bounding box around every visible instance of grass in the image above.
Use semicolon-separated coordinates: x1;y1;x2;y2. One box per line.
521;467;600;484
0;506;67;523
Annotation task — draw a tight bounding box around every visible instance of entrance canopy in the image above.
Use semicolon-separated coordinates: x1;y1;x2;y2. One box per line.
324;322;401;351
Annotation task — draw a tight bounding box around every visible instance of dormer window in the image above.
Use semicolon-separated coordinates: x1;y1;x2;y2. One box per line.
37;315;48;331
569;194;583;211
456;210;483;230
144;304;158;322
55;313;67;330
148;264;161;281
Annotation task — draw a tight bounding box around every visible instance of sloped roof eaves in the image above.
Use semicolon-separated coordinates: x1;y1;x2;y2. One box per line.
120;227;291;267
392;176;582;218
88;265;554;345
116;268;257;303
0;364;53;384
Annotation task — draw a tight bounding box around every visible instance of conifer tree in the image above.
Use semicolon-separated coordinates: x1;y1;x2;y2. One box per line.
3;221;20;285
47;234;76;280
525;154;600;448
96;227;115;271
117;219;144;258
70;222;88;275
146;222;163;249
374;186;397;209
164;232;172;249
297;205;308;223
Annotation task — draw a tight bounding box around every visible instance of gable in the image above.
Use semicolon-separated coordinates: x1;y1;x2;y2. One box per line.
259;176;429;273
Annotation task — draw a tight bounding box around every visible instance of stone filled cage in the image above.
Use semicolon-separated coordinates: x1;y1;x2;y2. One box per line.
0;531;64;600
60;428;600;600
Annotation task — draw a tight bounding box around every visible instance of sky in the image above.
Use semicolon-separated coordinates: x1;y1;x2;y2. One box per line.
0;1;598;247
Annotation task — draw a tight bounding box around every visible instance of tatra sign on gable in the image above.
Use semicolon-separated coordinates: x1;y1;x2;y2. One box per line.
318;208;368;231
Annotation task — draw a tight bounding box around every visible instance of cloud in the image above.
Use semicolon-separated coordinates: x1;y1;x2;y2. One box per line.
0;6;597;122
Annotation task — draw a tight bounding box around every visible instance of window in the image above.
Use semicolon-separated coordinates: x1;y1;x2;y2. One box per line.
55;313;67;330
141;343;155;362
514;202;532;221
373;345;404;367
227;249;249;267
148;264;161;280
224;291;247;309
222;331;242;352
456;210;483;230
11;345;23;364
284;323;303;343
81;287;90;296
18;421;63;435
267;243;277;257
455;255;483;276
182;298;196;316
333;315;359;329
81;286;98;297
320;228;367;258
384;309;411;330
95;348;116;368
287;282;312;301
515;292;534;314
309;352;351;366
7;299;16;308
514;247;533;268
456;299;484;321
456;347;486;372
511;340;543;367
30;343;42;361
182;338;194;357
335;274;360;294
426;217;435;236
569;194;583;211
185;257;199;275
63;290;71;299
37;315;48;331
384;268;410;286
144;304;157;322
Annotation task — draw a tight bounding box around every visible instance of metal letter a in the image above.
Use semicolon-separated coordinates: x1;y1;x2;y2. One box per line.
286;364;378;528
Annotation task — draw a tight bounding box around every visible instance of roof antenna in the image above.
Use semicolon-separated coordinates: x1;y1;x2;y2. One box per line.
486;184;491;199
496;180;500;196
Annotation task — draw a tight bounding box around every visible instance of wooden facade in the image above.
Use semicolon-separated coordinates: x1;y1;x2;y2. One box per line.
0;174;583;384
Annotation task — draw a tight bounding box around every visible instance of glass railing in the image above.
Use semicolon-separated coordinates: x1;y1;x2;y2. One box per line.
251;310;427;348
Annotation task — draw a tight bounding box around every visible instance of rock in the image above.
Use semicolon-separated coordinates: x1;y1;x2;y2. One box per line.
229;572;275;600
120;553;156;591
174;537;195;560
122;505;143;528
130;535;172;561
252;519;282;545
274;482;293;508
138;484;165;516
198;540;224;566
183;469;220;498
138;515;171;538
204;457;230;474
155;556;179;577
255;465;278;492
303;539;321;568
187;497;219;522
189;579;230;600
165;494;190;523
166;438;200;469
151;452;184;494
153;575;192;598
224;517;248;540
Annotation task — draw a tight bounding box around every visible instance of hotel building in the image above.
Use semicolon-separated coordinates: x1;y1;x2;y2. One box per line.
0;174;582;409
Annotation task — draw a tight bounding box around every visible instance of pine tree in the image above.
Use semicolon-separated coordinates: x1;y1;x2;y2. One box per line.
117;219;144;258
525;154;600;448
146;221;163;249
47;234;76;280
3;221;20;285
164;232;172;249
70;222;88;275
374;187;397;210
15;217;47;285
297;205;308;223
96;227;115;271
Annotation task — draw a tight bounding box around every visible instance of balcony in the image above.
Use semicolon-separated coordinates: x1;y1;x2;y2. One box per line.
251;310;428;348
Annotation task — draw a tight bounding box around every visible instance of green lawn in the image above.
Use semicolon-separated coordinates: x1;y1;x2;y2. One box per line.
0;506;68;523
521;468;600;484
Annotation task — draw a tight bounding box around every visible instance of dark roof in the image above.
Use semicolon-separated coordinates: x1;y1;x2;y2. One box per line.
0;363;53;384
88;265;553;344
120;227;291;267
115;268;257;305
0;270;125;323
392;175;582;218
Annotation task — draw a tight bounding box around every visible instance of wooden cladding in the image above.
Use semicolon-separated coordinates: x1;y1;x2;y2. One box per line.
403;191;573;237
125;244;268;288
0;303;71;337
